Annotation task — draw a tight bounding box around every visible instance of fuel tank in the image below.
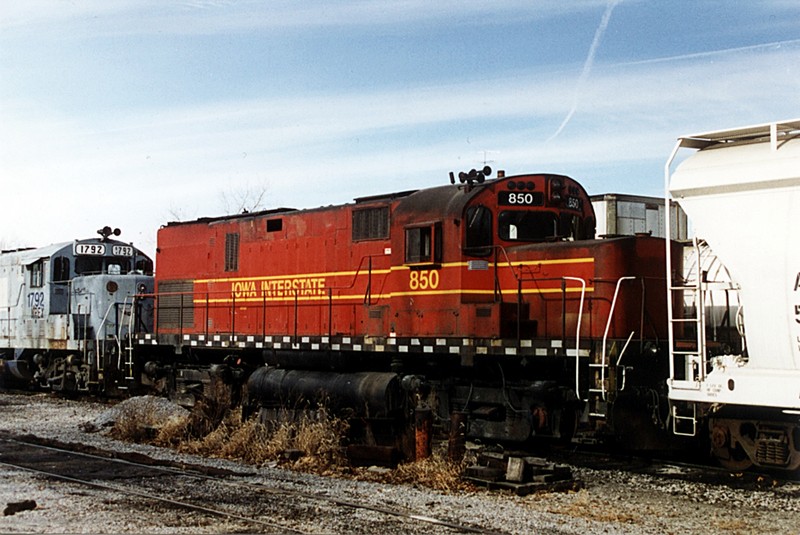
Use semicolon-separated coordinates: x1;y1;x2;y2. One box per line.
245;367;403;418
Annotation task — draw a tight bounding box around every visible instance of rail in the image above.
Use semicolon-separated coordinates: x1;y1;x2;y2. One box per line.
489;246;590;400
124;295;138;380
151;249;593;368
598;276;644;401
80;292;143;381
562;276;587;401
489;245;588;344
154;253;390;343
93;299;116;372
0;283;26;345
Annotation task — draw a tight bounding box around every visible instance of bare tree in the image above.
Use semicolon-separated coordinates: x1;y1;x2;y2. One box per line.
0;237;24;252
165;203;197;223
220;180;270;214
163;179;270;224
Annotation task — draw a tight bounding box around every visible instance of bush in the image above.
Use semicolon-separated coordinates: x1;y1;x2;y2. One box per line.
113;395;350;472
110;393;473;492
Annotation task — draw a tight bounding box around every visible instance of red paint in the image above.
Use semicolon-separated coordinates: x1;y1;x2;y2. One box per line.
153;173;673;343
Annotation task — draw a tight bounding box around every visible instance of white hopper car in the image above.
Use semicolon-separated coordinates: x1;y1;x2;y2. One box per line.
666;119;800;471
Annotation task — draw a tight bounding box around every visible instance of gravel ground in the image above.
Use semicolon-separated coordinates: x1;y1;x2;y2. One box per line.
0;392;798;534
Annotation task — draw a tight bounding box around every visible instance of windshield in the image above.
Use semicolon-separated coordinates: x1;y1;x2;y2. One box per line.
498;211;559;241
75;256;132;275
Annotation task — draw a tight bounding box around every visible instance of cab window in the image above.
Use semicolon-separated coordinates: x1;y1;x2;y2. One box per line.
135;257;154;275
75;256;104;275
29;260;44;288
498;211;559;242
465;205;493;257
405;223;442;264
53;256;71;282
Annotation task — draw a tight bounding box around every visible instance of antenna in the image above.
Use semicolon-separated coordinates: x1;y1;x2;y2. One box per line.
478;150;498;168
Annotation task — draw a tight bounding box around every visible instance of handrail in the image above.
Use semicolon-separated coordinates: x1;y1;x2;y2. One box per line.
95;298;118;374
491;244;522;281
562;276;587;401
600;276;637;400
664;140;681;383
324;253;390;296
125;294;138;377
153;253;391;339
1;283;27;343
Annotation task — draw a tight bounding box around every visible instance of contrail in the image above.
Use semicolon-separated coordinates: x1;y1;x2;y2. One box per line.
547;0;622;142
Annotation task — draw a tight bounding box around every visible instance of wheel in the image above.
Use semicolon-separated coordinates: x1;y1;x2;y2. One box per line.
715;443;754;471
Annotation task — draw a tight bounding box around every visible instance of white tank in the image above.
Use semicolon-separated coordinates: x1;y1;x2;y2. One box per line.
667;119;800;410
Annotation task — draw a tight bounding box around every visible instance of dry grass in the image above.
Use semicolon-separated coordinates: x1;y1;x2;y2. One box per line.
546;494;641;524
109;396;188;442
711;518;750;533
388;453;474;492
111;392;476;492
112;394;351;473
353;442;477;493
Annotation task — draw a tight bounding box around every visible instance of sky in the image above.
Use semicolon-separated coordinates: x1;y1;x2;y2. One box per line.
1;1;799;259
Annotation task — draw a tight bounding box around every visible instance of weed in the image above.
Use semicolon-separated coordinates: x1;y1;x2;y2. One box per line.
111;393;473;493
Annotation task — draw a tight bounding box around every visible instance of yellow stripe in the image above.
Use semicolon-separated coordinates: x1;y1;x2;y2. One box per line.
194;257;594;284
196;286;594;305
512;257;593;267
195;268;393;284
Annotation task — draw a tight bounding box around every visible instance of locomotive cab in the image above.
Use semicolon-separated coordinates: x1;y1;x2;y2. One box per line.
0;231;154;395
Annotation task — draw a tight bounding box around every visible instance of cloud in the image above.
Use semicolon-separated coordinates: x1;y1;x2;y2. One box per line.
2;25;799;255
547;0;623;142
4;39;799;184
0;1;611;37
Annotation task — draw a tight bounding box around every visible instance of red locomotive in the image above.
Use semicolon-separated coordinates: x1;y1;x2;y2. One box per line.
140;169;680;450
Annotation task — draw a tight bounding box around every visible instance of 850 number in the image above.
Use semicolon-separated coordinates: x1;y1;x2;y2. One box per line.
506;192;537;205
409;269;440;290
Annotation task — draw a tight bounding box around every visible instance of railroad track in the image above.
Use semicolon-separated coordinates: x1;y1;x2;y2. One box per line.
0;434;503;535
547;445;800;489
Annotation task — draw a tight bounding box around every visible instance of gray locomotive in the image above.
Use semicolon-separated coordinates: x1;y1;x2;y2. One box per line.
0;227;154;395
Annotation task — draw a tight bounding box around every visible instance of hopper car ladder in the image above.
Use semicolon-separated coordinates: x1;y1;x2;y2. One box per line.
666;237;740;436
667;237;706;436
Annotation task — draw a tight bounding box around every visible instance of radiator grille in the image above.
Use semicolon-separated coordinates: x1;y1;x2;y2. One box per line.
157;280;194;330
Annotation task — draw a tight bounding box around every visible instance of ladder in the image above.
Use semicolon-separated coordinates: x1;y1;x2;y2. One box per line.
588;352;611;420
666;238;706;436
667;238;740;436
668;237;708;391
118;296;138;385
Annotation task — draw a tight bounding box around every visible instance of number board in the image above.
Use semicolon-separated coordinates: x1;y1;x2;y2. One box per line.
498;191;544;206
565;196;583;210
74;243;106;256
112;245;134;257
